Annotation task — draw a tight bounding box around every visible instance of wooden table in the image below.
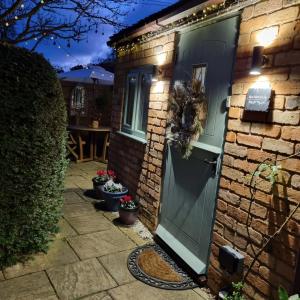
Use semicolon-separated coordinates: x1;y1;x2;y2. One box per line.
67;125;111;163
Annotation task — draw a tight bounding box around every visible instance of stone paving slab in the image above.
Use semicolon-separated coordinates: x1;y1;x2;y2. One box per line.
47;258;117;300
63;191;86;204
117;224;151;246
0;271;57;300
108;281;206;300
67;229;135;260
71;176;93;190
98;249;136;285
193;288;213;299
82;292;113;300
63;202;96;218
56;218;77;239
66;213;114;234
3;239;79;279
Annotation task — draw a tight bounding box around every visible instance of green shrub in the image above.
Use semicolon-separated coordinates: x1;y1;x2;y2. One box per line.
0;44;68;267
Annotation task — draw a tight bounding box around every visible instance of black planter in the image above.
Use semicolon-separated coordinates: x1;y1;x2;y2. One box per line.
119;206;139;225
100;186;128;212
92;177;108;199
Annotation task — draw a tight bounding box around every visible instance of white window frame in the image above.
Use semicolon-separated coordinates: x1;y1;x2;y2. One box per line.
122;66;152;139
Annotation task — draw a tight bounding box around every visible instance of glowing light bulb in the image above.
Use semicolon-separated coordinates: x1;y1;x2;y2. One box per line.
256;27;278;47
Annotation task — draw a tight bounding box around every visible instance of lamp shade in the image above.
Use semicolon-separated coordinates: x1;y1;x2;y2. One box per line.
250;46;267;75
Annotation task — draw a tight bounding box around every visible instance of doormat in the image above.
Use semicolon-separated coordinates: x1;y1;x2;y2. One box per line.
127;244;198;290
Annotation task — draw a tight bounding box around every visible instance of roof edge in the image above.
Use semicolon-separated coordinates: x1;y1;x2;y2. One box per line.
107;0;206;46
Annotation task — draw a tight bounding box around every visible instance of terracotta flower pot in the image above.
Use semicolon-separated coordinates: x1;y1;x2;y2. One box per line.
119;206;139;225
100;186;128;212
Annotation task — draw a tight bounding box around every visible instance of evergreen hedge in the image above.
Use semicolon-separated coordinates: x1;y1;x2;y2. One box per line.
0;44;68;267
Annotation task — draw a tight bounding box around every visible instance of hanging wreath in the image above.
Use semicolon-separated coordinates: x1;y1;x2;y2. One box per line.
166;79;207;159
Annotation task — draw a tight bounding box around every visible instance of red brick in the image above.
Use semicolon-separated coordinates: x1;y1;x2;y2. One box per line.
246;272;272;296
222;154;234;167
221;166;245;183
231;181;251;199
228;107;241;119
242;6;254;20
230;95;245;106
253;0;282;16
212;232;228;247
238;33;250;46
285;95;300;109
251;124;281;138
281;126;300;141
226;131;236;143
224;143;247;158
234;234;248;250
271;81;300;96
279;157;300;173
291;174;300;189
236;223;263;245
217;199;227;212
247;149;276;162
218;189;240;206
262;137;294;154
232;83;244;94
220;177;231;189
251;218;269;234
275;50;300;65
233;159;257;173
237;133;263;148
227;205;249;224
240;6;299;34
228;119;251;133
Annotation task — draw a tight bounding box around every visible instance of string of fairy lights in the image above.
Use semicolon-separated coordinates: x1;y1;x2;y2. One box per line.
114;0;249;57
3;0;175;60
3;0;107;62
3;0;254;62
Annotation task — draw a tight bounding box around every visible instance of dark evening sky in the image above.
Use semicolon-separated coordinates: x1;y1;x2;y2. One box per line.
31;1;177;70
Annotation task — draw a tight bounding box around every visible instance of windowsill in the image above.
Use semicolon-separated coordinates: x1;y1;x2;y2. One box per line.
117;131;147;145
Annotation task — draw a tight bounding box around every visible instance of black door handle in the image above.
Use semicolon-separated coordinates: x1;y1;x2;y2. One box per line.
203;158;218;177
203;159;217;165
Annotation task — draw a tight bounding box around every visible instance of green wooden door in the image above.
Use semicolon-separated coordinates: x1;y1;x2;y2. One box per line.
156;16;239;274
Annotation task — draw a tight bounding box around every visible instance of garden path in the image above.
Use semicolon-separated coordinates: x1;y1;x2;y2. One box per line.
0;161;211;300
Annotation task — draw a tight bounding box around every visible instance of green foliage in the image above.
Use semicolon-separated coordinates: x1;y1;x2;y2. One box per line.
278;287;300;300
225;282;245;300
0;44;68;267
252;162;281;185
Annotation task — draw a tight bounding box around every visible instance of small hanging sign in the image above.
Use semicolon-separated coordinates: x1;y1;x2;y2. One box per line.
245;88;272;112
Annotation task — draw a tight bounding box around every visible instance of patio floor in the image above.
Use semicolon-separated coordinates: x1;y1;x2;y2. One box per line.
0;161;212;300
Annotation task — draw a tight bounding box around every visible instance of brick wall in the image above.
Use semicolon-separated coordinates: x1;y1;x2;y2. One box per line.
61;80;113;126
109;0;300;298
208;1;300;299
108;33;176;230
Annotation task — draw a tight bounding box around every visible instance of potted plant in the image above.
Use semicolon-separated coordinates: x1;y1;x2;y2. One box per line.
101;179;128;211
92;170;116;198
119;195;139;225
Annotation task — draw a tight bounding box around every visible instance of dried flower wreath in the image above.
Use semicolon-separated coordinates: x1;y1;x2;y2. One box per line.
166;79;207;159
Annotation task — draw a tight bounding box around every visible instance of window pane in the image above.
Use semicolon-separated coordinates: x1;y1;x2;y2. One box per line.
137;73;151;133
126;75;137;125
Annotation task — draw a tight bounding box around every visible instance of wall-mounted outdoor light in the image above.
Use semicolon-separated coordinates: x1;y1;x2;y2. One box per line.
249;46;269;75
152;65;162;82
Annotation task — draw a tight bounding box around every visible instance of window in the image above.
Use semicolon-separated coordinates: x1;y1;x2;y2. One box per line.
122;66;152;139
70;85;86;116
